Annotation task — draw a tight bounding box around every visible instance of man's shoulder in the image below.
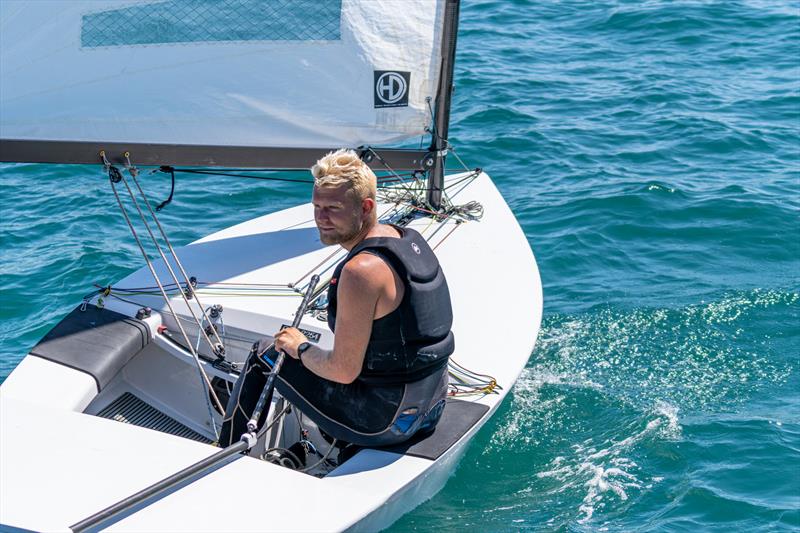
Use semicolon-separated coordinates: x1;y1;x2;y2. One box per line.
344;251;393;272
340;251;395;289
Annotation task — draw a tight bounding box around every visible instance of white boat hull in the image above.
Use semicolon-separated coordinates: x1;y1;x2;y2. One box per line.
0;171;543;532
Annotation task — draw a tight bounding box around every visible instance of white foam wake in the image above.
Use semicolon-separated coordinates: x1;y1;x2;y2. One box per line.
535;404;678;523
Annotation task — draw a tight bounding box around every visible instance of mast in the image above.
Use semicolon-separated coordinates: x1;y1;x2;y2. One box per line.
427;0;461;210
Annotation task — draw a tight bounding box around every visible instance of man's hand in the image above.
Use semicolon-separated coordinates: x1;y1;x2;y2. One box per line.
273;327;308;359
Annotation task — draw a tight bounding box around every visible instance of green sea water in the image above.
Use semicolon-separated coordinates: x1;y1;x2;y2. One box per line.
1;1;798;531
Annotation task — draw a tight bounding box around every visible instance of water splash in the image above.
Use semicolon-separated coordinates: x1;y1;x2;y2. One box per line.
482;288;798;527
536;408;679;523
534;288;797;414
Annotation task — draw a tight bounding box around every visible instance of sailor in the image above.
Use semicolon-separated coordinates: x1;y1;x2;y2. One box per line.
220;149;454;449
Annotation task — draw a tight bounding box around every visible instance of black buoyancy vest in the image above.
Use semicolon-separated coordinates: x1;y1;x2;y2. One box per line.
327;226;455;384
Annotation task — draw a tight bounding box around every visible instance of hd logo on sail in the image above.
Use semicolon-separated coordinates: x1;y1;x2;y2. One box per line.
374;71;410;108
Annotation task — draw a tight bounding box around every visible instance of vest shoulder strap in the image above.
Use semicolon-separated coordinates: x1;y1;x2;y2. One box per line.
348;227;439;283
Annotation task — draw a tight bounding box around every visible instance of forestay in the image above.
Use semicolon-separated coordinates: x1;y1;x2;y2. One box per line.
0;0;444;149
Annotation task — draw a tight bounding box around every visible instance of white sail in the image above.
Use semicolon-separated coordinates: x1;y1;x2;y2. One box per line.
0;0;444;149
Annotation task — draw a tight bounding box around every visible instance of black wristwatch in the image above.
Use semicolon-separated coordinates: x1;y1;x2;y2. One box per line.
297;342;312;365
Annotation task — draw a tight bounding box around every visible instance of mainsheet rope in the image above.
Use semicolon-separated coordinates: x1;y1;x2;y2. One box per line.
107;164;224;436
158;166;418;185
125;158;228;358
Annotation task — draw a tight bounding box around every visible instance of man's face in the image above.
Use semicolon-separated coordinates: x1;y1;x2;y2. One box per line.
312;184;363;246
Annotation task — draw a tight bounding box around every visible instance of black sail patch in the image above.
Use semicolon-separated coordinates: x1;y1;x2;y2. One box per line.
374;71;410;108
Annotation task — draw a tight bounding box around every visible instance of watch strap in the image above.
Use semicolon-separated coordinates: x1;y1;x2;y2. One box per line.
297;342;311;366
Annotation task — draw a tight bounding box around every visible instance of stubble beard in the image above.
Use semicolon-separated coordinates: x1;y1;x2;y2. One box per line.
319;218;363;246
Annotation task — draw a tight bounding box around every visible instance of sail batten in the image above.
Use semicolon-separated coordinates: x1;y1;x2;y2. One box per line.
0;0;445;157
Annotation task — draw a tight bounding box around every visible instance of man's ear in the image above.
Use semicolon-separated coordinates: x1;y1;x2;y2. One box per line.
362;197;376;218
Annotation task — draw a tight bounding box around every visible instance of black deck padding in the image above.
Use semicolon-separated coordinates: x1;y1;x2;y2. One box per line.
374;399;490;460
30;304;150;391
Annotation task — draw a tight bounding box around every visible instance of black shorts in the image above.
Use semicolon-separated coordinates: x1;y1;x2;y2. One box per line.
220;347;447;448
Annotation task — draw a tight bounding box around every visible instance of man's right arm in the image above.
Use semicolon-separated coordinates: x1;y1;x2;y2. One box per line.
276;255;387;383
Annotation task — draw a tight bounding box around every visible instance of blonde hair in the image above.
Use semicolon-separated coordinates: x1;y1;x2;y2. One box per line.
311;149;377;203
